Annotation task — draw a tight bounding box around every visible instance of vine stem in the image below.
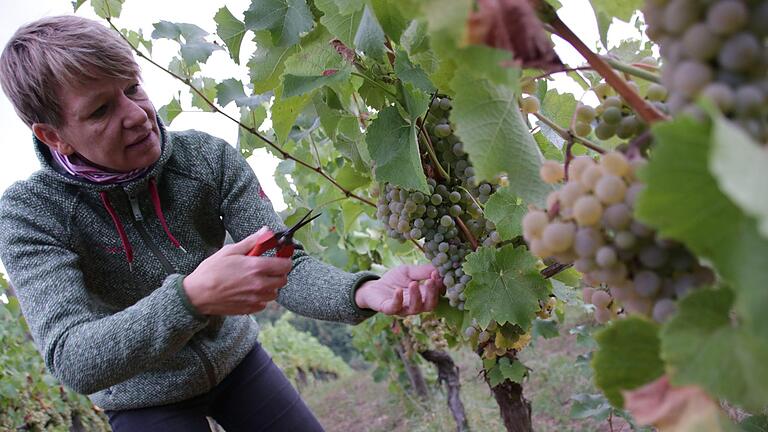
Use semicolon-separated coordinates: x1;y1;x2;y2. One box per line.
455;217;479;251
350;71;399;99
532;112;606;154
527;66;593;82
562;134;576;181
542;10;667;124
602;57;661;83
106;19;376;208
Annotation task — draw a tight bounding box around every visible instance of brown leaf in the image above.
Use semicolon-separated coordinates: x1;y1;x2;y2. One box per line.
465;0;563;72
623;375;726;432
330;39;356;64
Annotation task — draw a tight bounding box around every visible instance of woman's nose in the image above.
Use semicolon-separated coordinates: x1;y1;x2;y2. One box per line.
120;95;149;129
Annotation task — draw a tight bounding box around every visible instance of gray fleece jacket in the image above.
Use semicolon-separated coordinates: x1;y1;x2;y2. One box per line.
0;122;377;411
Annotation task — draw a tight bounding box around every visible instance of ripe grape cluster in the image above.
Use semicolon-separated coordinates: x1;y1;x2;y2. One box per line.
575;79;669;140
375;96;502;309
403;314;449;352
524;152;714;323
464;320;531;359
643;0;768;142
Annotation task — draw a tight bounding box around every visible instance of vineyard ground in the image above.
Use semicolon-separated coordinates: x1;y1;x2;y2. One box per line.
303;309;634;432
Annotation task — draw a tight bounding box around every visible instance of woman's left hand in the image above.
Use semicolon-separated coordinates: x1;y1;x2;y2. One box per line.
354;264;444;316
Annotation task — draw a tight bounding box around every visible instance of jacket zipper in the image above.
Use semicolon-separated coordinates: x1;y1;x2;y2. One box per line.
124;190;217;388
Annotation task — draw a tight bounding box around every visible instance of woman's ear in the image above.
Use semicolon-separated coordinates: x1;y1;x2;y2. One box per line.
31;123;74;155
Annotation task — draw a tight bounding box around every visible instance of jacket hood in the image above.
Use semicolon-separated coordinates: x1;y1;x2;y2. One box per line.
32;114;172;195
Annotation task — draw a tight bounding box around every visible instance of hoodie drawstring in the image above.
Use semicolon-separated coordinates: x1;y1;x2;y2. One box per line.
99;177;185;266
99;191;134;266
148;178;186;253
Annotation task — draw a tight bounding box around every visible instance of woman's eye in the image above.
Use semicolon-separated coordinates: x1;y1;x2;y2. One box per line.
126;84;140;95
90;105;107;118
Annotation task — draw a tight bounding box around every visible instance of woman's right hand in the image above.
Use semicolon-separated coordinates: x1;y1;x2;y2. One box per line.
182;227;292;316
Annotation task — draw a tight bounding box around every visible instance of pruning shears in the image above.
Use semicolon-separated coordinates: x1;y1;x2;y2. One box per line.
246;210;322;258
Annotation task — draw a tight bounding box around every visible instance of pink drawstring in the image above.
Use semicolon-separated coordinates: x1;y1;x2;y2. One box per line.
99;191;134;266
148;178;186;253
99;178;186;267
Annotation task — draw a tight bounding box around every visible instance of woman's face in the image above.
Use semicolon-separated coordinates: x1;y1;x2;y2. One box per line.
36;75;161;172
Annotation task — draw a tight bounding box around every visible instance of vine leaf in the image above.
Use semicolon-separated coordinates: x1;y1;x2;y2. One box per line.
588;0;643;48
248;31;298;94
216;78;247;107
331;0;364;14
622;375;725;431
316;0;364;47
635;117;768;340
710;117;768;239
190;77;218;112
394;49;435;93
353;5;386;60
463;245;550;329
91;0;123;18
214;6;246;65
366;105;429;192
660;288;768;413
486;357;526;386
272;90;312;145
157;97;182;125
465;0;563;71
151;21;221;67
484;186;525;241
592;317;664;407
452;73;552;207
282;68;351;98
237;105;269;157
244;0;315;47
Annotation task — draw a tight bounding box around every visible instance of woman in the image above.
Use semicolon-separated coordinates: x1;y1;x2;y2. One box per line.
0;15;442;431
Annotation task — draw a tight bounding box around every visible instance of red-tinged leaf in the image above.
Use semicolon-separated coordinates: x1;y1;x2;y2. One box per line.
465;0;563;72
330;38;356;63
623;375;727;432
322;69;339;76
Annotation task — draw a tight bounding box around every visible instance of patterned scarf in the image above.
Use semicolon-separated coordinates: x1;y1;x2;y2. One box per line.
51;150;151;184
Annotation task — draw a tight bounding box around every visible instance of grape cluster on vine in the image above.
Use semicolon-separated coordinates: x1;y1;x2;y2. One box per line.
643;0;768;143
375;96;502;310
524;152;715;323
402;314;449;353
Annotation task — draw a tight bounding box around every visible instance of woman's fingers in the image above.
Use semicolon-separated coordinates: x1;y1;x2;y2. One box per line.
406;280;422;314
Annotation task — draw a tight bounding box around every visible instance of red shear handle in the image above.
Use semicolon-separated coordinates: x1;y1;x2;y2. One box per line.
246;229;280;257
276;243;295;258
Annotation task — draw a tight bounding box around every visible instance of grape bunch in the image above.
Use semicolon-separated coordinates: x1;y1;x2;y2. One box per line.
576;80;670;140
464;320;531;359
524;152;715;323
643;0;768;143
375;96;503;310
402;314;449;352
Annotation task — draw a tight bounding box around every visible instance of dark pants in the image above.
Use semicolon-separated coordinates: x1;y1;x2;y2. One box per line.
105;343;325;431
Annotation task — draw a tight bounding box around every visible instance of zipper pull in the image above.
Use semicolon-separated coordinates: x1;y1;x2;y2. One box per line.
128;195;143;221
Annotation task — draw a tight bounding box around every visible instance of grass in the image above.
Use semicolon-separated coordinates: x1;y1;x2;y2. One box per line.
302;308;638;432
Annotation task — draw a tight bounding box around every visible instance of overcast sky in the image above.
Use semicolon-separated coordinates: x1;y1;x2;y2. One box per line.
0;0;638;278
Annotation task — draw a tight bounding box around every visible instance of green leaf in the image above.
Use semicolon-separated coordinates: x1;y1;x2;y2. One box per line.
463;245;550;329
498;357;526;383
570;393;612;421
316;0;364;46
541;89;578;131
452;73;552;206
216;78;247;107
400;19;430;55
354;5;386;60
151;21;220;66
532;319;559;340
244;0;314;47
710;117;768;239
238;105;269;156
402;82;430;122
121;28;153;54
332;0;364;13
395;49;435;93
91;0;123;18
589;0;642;48
272;90;312;145
741;415;768;432
366;106;429;192
157;97;182;125
484;186;525;240
635;117;768;340
214;6;246;64
660;288;768;413
370;0;415;41
282;69;351;98
72;0;87;11
190;77;218;112
592;317;664;407
248;31;298;94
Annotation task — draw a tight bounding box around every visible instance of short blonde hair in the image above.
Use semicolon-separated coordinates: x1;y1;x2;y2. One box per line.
0;15;141;127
